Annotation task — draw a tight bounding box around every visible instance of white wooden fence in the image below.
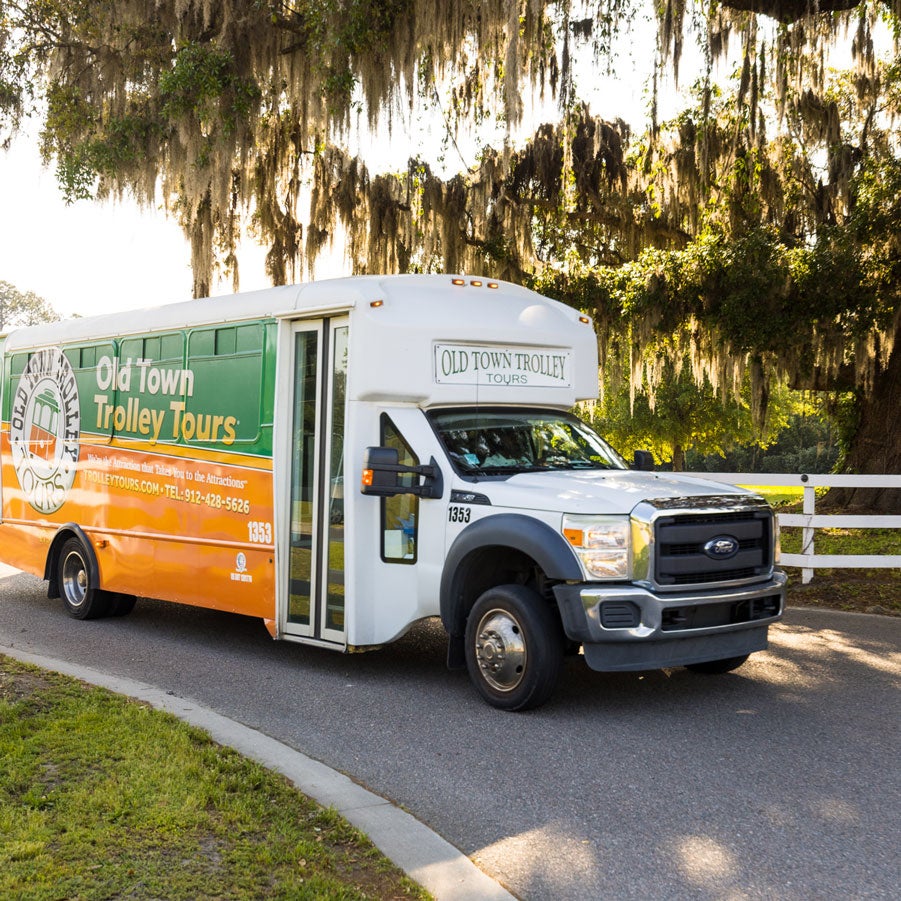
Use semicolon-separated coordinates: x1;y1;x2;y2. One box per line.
682;473;901;583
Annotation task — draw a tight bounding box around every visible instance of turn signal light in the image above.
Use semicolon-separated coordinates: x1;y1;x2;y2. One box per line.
361;469;374;487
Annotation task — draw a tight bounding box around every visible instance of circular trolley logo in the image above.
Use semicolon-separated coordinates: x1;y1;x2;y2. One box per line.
10;347;80;514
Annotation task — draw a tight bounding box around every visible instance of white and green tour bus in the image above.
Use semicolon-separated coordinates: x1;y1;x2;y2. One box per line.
0;275;785;709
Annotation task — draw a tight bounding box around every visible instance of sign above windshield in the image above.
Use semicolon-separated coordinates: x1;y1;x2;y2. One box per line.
434;343;573;388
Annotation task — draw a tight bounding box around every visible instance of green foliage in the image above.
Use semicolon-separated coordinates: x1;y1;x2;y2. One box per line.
686;402;841;473
38;34;262;203
661;228;867;352
273;0;412;106
0;282;58;330
537;158;898;471
847;151;901;314
537;165;896;407
159;42;261;134
822;390;861;464
42;82;161;201
585;355;796;469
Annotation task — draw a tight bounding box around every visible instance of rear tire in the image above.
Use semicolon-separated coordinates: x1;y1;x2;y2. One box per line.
685;654;749;675
57;537;110;620
464;584;564;711
107;594;137;617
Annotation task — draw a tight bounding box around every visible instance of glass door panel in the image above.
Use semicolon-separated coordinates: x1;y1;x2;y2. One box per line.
287;329;319;628
323;324;348;637
282;319;348;643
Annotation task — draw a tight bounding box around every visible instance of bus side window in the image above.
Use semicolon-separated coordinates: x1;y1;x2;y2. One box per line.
65;344;116;442
380;415;418;564
119;335;183;444
186;324;264;448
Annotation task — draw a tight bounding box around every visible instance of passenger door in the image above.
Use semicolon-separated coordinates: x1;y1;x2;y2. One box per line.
277;318;348;645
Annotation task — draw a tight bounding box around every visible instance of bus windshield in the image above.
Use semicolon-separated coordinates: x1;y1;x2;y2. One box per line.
429;408;628;477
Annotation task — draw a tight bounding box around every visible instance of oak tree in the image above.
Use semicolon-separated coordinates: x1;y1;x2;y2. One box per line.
1;1;897;503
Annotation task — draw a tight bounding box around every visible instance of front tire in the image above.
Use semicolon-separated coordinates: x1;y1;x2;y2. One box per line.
57;538;110;620
464;585;564;711
685;654;750;675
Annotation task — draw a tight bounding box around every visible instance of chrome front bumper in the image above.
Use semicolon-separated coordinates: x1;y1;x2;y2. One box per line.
553;570;787;672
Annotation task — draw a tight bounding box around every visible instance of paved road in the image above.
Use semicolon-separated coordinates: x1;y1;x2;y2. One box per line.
1;564;899;900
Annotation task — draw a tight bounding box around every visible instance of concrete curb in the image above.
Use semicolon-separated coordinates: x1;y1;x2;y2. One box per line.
0;644;515;901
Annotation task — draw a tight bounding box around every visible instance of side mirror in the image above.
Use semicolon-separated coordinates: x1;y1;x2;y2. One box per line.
632;450;655;471
361;446;402;493
361;447;444;499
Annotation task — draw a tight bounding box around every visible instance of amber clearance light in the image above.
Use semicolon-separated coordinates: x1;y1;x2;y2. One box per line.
451;277;501;288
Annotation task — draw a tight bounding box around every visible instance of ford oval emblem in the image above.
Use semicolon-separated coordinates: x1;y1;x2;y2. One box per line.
703;535;739;560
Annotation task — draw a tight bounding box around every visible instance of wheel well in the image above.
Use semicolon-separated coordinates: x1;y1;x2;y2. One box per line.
444;544;560;667
44;525;98;599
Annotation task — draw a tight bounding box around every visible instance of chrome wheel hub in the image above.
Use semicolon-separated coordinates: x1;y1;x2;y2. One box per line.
474;609;527;692
62;554;87;607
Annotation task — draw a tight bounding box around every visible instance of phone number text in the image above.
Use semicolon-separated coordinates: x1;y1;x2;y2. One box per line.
164;485;251;514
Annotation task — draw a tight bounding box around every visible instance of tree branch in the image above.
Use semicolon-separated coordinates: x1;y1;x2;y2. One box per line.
718;0;864;23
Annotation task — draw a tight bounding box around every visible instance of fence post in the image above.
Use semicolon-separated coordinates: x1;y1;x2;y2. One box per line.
802;479;815;584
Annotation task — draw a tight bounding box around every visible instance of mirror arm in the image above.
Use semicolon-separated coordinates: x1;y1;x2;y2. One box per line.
415;457;443;499
361;455;443;499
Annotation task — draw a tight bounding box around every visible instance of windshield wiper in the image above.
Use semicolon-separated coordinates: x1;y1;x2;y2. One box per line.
478;464;549;475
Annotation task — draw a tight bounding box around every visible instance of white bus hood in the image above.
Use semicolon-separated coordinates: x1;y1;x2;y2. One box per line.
466;469;750;516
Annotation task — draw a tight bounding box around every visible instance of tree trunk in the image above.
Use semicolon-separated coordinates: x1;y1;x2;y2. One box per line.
824;318;901;513
672;442;685;472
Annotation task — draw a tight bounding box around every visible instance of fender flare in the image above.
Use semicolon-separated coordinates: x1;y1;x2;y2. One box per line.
44;523;100;599
440;513;581;638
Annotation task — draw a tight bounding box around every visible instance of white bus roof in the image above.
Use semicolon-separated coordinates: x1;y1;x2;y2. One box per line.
2;275;599;407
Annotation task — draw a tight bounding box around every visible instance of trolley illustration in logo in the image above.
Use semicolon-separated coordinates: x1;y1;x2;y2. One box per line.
9;348;81;514
27;388;62;463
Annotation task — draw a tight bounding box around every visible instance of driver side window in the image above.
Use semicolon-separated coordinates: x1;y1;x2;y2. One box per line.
380;415;419;563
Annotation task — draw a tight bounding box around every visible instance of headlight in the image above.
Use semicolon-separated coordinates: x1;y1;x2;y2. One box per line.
562;515;631;580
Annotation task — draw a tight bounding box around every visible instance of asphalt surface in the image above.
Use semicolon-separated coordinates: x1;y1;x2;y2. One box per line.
1;563;899;900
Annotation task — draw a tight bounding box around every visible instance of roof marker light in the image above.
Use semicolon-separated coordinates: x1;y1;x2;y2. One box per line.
370;299;384;308
452;278;466;286
579;315;591;324
470;279;482;287
488;282;499;289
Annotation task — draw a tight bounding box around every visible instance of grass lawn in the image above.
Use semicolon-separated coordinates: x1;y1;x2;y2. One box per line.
0;658;429;901
748;485;806;507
